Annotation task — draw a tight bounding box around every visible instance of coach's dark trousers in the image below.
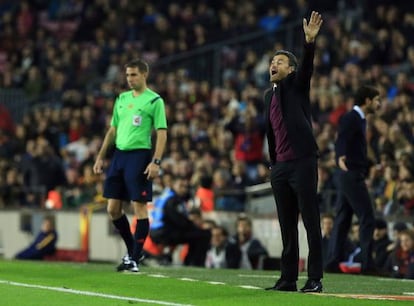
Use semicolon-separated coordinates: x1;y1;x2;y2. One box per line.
327;169;375;272
270;156;323;281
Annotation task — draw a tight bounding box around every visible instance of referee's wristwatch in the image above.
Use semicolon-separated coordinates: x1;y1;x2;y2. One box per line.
152;158;161;166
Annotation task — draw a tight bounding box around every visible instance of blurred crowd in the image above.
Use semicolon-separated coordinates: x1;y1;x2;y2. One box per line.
0;0;413;221
149;209;414;279
321;214;414;279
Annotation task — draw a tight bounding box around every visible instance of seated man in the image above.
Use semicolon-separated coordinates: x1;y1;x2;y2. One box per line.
230;214;269;269
320;213;334;269
15;216;58;260
149;177;211;267
388;229;414;279
205;225;240;269
372;218;393;272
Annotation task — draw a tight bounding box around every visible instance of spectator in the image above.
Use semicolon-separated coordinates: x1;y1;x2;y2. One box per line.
258;8;284;33
22;137;67;193
348;221;361;252
0;104;15;136
251;162;271;185
223;101;265;182
61;134;90;166
321;213;334;268
231;214;268;270
205;225;239;269
149;177;211;267
231;160;250;204
374;164;399;216
194;174;215;212
213;168;244;212
61;168;85;208
317;165;336;212
1;167;25;207
387;221;409;252
388;229;414;279
23;66;43;102
372;218;393;273
15;216;58;260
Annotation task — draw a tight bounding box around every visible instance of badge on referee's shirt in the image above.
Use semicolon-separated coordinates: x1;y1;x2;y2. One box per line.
132;115;142;126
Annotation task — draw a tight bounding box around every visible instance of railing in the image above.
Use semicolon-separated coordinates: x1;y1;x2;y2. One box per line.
244;182;337;215
0;89;31;124
149;20;303;87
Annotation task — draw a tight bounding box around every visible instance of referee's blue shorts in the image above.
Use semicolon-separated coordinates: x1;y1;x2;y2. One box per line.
103;149;152;203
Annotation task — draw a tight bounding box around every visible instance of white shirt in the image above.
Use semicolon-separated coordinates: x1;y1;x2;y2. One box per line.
353;105;365;119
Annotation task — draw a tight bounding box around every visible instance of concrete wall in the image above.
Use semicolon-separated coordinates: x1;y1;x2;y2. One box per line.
0;210;82;259
0;210;309;262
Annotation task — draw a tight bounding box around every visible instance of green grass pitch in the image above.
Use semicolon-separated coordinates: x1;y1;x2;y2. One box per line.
1;259;413;305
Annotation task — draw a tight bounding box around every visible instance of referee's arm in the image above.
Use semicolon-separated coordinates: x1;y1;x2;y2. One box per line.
93;126;116;174
152;128;167;162
145;129;167;180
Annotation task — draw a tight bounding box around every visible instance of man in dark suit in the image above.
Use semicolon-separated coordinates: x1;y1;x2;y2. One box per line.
325;85;381;274
264;11;323;293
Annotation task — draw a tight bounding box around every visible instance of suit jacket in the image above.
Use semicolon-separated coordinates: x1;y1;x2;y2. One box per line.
264;43;318;164
335;109;367;173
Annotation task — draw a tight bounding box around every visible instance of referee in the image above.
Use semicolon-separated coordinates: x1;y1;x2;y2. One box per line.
93;58;167;272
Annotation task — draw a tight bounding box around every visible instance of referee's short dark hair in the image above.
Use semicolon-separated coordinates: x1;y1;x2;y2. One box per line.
125;58;149;73
274;50;298;71
354;85;379;106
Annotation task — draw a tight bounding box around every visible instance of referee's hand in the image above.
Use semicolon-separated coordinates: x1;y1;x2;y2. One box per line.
93;159;104;174
144;162;160;180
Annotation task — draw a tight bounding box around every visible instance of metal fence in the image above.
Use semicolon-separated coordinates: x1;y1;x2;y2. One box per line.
0;89;31;124
150;21;302;87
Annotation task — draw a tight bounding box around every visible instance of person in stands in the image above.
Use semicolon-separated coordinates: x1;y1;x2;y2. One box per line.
15;216;58;260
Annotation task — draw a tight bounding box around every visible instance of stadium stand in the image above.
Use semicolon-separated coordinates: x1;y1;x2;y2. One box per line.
0;1;414;270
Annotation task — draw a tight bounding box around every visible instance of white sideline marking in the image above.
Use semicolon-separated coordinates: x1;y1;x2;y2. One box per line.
206;281;225;285
0;279;193;306
377;278;414;282
404;292;414;296
238;285;261;290
238;274;307;279
148;274;169;278
179;278;198;282
238;274;276;278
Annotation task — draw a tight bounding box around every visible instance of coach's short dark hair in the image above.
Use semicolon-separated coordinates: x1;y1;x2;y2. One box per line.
354;85;379;106
274;50;298;71
125;58;149;73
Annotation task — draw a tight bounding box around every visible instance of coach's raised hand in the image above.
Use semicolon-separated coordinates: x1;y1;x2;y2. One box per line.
303;11;323;43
